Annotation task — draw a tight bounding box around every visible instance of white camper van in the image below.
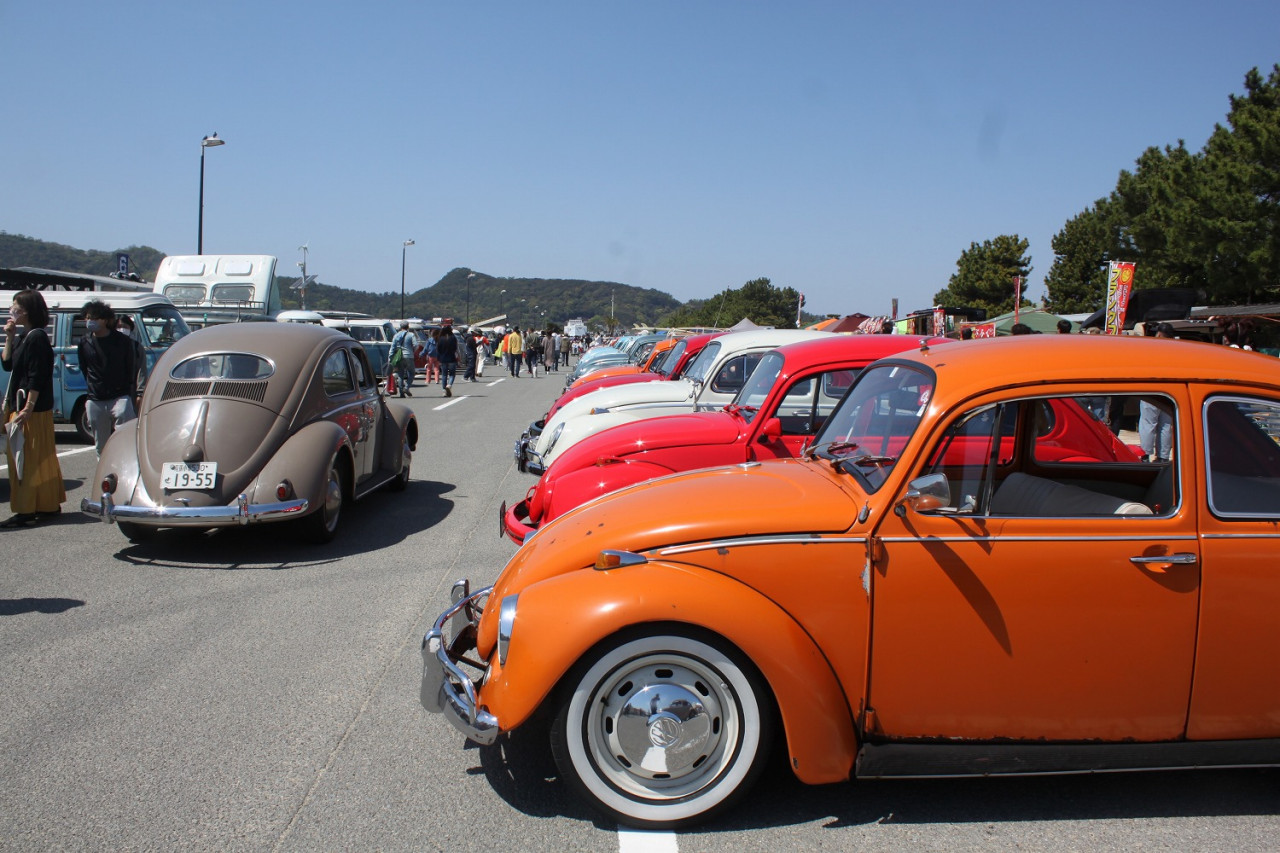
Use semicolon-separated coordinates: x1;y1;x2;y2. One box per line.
153;255;282;329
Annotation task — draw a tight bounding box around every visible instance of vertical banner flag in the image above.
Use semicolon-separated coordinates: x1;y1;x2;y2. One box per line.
1104;261;1136;335
932;307;947;336
116;253;130;276
1013;276;1023;324
891;298;899;319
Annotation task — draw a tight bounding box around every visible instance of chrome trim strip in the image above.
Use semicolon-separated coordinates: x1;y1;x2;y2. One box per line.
81;495;308;526
1201;532;1280;540
878;534;1199;544
657;534;867;557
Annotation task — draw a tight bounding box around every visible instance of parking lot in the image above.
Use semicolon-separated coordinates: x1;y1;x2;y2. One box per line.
1;373;1276;852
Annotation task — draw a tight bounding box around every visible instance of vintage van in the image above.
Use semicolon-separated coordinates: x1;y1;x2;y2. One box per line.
0;291;191;441
153;255;282;330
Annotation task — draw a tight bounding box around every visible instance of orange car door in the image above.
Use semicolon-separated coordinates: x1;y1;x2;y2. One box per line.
865;387;1200;743
1187;390;1280;740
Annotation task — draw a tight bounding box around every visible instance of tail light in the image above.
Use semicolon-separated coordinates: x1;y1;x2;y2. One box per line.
101;474;117;495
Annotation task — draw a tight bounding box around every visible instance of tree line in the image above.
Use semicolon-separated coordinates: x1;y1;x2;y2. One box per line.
933;64;1279;317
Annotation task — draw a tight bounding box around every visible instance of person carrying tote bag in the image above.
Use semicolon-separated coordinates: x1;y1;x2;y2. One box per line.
2;290;66;528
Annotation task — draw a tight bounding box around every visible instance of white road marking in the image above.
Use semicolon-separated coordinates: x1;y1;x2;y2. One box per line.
433;395;469;410
56;445;98;459
485;378;505;386
618;829;678;853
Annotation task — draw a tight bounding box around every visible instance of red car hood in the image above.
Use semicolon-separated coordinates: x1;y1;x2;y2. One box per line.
552;410;744;470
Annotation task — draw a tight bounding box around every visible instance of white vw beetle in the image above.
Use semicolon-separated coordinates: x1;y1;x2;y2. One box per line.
518;329;830;475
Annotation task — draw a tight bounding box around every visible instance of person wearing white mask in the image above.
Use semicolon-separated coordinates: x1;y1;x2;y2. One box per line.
76;299;138;456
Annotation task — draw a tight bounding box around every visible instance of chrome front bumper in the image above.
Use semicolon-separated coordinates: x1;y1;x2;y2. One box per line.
81;492;309;526
420;580;500;745
513;434;547;476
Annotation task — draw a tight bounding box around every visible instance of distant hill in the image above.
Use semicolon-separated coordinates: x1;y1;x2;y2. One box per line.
0;233;822;330
0;232;165;280
277;267;684;332
0;233;681;331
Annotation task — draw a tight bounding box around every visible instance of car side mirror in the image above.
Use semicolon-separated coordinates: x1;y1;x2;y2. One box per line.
758;417;782;441
900;473;950;513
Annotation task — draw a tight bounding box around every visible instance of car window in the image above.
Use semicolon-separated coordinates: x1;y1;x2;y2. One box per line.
211;284;257;304
350;346;376;390
139;305;191;346
731;352;783;416
654;340;686;375
1205;395;1280;517
921;393;1175;517
170;353;275;380
322;349;355;395
682;341;721;384
811;363;932;493
163;284;206;303
711;353;763;395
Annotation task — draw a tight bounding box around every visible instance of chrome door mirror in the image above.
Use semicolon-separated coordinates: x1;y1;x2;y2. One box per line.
901;473;950;512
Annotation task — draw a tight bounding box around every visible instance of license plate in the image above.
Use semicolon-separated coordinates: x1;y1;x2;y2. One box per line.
161;462;217;490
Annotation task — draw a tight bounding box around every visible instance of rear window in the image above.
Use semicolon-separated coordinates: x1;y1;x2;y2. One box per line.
170;353;274;380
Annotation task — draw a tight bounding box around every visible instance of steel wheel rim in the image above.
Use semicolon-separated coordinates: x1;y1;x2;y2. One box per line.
583;651;741;802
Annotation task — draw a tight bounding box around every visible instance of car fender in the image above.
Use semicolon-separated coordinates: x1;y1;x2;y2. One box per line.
249;420;352;507
482;562;858;785
379;402;418;470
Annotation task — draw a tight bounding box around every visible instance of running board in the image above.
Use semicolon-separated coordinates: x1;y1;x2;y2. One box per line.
856;739;1280;778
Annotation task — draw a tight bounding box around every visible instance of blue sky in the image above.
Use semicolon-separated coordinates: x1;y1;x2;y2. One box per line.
2;1;1276;319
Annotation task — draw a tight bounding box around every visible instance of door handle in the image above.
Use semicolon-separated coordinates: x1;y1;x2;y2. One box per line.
1130;552;1197;566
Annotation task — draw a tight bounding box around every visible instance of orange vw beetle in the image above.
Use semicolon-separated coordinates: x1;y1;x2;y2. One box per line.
421;335;1280;828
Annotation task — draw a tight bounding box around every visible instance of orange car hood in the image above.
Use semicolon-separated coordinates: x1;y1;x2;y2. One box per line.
481;459;858;651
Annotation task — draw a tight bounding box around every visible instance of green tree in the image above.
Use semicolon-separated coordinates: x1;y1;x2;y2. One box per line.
1044;202;1115;313
1045;64;1280;310
933;235;1032;316
660;277;809;328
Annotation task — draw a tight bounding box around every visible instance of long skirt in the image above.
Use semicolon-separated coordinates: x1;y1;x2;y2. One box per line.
6;410;66;514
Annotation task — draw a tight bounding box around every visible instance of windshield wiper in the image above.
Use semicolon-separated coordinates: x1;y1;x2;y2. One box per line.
723;404;757;417
804;440;859;460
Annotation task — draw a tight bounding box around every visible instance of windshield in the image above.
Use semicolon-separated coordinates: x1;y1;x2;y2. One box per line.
681;341;722;384
730;352;784;421
139;305;191;347
808;363;934;493
653;340;686;375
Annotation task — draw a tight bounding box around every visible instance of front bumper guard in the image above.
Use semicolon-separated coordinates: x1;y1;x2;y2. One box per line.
513;434;547;476
420;580;500;745
81;492;309;526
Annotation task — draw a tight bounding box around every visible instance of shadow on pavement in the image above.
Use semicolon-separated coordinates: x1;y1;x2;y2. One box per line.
107;478;457;570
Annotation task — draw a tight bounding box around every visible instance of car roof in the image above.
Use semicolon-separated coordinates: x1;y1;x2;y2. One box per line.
883;334;1280;398
770;333;950;364
710;328;830;353
160;322;353;389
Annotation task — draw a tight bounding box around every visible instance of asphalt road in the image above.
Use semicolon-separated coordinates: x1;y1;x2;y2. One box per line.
1;364;1276;852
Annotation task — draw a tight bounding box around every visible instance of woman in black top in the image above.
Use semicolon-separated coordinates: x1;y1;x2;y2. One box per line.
2;290;66;526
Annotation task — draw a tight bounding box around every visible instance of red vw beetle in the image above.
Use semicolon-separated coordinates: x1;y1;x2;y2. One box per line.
504;335;954;543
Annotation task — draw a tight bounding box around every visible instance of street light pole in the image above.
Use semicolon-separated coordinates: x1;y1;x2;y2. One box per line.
400;240;415;319
197;133;225;254
467;272;476;326
500;289;507;324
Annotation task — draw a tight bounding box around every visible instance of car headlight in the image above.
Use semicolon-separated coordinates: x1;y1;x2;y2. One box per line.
497;594;518;666
544;422;565;456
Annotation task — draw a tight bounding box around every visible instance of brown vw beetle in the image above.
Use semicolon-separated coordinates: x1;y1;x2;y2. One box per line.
82;323;417;543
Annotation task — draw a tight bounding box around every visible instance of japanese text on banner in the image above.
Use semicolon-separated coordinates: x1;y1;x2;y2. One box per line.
1104;262;1136;335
